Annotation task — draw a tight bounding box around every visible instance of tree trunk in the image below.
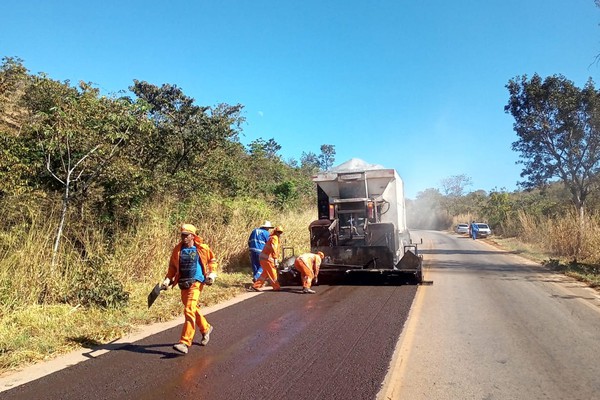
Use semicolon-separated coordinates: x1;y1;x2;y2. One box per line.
51;171;71;270
574;199;585;262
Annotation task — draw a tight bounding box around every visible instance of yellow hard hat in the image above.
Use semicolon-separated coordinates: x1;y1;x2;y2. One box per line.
317;251;325;259
180;223;197;235
274;226;284;233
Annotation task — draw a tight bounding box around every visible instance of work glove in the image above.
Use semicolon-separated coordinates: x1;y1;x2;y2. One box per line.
275;260;280;268
205;272;217;286
160;278;171;290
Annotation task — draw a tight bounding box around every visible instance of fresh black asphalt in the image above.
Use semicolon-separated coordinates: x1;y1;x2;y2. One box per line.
3;283;417;400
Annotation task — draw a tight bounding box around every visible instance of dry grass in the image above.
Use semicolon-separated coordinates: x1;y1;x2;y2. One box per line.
490;210;600;290
452;213;476;226
452;208;600;290
0;197;317;374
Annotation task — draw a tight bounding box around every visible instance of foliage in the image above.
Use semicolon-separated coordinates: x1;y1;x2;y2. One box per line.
0;57;320;309
440;174;472;197
505;74;600;219
0;57;39;197
129;80;246;195
0;134;41;196
0;56;30;131
318;144;336;171
482;190;512;229
249;138;281;159
273;180;298;209
21;77;152;264
300;151;320;174
299;144;336;173
66;255;130;309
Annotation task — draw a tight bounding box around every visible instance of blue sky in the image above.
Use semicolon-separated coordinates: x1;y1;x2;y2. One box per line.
2;0;600;198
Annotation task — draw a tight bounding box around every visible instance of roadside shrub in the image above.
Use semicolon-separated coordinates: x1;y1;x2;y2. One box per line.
67;255;129;309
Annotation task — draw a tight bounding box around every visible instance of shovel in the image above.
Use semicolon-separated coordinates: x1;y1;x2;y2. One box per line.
147;283;165;308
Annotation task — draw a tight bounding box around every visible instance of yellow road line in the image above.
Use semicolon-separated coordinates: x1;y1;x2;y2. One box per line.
378;239;432;400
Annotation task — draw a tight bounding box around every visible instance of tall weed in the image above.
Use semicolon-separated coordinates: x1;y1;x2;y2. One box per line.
504;209;600;264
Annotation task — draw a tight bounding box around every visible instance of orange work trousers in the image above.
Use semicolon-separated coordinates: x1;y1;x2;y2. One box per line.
253;259;281;290
179;281;211;346
294;258;315;289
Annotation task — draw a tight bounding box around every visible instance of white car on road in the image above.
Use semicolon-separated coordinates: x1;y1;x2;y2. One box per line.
455;223;469;234
473;223;492;238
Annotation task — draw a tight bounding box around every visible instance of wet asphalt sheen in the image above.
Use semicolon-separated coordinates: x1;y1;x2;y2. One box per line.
3;283;417;400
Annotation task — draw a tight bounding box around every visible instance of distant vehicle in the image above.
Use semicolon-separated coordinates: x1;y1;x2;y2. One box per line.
455;223;469;234
470;223;492;238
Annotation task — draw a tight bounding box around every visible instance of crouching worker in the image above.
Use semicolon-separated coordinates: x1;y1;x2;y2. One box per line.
161;223;218;355
294;252;324;294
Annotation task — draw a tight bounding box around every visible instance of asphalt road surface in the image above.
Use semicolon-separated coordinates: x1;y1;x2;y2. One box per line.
2;280;417;399
383;230;600;400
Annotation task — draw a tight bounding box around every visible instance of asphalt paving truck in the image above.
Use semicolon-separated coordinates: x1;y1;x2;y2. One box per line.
280;158;423;284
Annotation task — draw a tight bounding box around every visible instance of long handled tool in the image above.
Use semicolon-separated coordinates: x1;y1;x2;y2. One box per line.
147;284;166;308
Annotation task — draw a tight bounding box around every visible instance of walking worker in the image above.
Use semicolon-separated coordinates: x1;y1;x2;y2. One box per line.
470;221;479;240
251;226;284;291
294;251;324;294
161;223;218;355
247;220;274;282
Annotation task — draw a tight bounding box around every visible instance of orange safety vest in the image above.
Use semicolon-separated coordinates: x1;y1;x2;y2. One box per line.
297;253;322;271
166;236;218;284
259;234;280;262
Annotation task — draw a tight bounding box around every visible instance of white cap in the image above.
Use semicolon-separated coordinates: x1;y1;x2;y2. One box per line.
260;220;273;229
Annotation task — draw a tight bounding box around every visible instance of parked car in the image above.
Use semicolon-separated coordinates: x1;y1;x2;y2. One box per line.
473;223;492;238
455;223;469;234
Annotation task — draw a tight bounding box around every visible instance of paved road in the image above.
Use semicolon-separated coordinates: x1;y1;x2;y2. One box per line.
382;230;600;400
2;282;417;399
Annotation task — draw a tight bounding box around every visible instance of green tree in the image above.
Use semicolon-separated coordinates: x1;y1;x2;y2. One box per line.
249;138;281;159
23;77;149;267
246;137;289;198
300;151;320;173
505;74;600;221
482;190;512;230
0;56;30;131
129;80;245;192
439;174;473;215
273;180;298;209
440;174;472;197
0;57;38;197
318;144;336;171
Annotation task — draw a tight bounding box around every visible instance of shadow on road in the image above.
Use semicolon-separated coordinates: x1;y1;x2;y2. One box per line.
420;248;522;256
68;337;180;360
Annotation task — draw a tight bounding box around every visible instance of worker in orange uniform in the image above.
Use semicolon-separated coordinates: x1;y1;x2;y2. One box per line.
162;223;218;355
294;251;324;294
251;226;284;291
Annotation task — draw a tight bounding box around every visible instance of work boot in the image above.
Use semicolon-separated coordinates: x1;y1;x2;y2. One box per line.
200;325;213;346
247;286;261;292
302;288;316;294
173;343;188;354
